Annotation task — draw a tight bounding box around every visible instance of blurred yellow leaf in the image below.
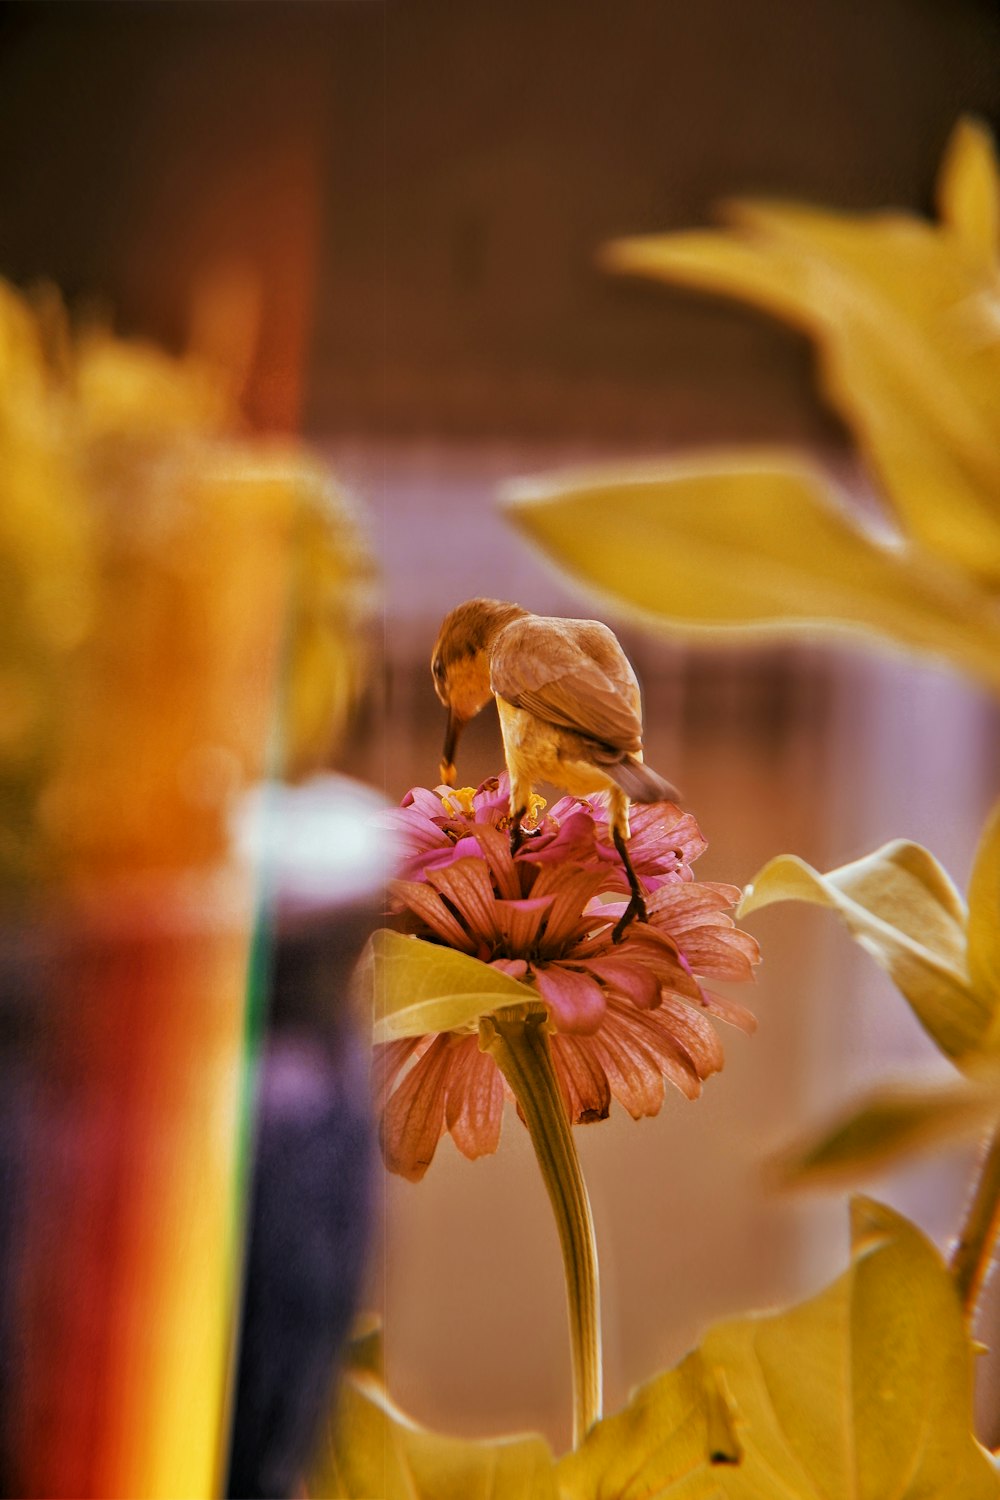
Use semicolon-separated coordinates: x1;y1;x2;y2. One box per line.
75;328;233;440
731;197;1000;577
772;1078;1000;1188
0;275;373;887
938;117;1000;268
0;286;95;892
310;1326;558;1500
602;228;815;343
359;929;538;1045
598;117;1000;606
738;839;992;1064
558;1200;998;1499
969;800;1000;1036
282;465;376;779
503;455;1000;693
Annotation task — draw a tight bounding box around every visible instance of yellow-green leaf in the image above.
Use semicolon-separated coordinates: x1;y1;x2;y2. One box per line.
502;455;1000;693
309;1327;558;1500
937;116;1000;269
603;168;1000;587
773;1079;1000;1187
558;1199;999;1499
359;929;537;1044
601;229;812;332
559;1347;730;1500
969;799;1000;1038
725;198;1000;578
738;841;992;1064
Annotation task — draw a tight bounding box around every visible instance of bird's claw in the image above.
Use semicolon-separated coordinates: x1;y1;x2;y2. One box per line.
612;892;648;943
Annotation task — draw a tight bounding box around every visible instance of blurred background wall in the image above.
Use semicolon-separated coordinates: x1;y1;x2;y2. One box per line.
1;0;999;1452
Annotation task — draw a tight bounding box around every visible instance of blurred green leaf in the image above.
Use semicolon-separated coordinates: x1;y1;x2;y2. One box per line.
773;1079;1000;1188
360;929;537;1044
738;840;993;1064
969;800;1000;1038
309;1326;559;1500
503;455;1000;694
558;1199;998;1499
938;116;1000;268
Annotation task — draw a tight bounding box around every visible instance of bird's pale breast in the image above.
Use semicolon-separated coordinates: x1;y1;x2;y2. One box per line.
495;697;621;799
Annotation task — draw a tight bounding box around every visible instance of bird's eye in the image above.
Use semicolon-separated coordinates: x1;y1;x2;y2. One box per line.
433;657;445;681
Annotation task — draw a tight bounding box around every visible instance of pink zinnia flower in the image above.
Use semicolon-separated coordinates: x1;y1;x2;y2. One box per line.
376;775;759;1181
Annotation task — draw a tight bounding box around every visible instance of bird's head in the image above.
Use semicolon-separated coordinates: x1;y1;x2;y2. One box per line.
431;598;526;785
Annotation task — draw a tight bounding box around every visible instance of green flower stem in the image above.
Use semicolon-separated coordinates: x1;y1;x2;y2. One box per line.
481;1010;602;1447
950;1116;1000;1322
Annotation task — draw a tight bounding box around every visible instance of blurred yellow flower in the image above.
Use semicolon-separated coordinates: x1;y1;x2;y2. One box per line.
0;280;374;892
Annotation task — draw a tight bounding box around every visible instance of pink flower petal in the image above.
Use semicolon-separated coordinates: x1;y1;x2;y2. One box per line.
647;883;737;925
445;1037;505;1159
384;804;447;845
534;964;607;1034
470;823;522;900
379;1033;454;1182
652;995;725;1079
545;793;590;823
494;896;554;954
600;998;704;1100
581;1029;666;1118
371;1036;426;1114
529;862;612;953
404;835;483;879
572;922;692;989
472;774;511;821
400;786;450;818
628;804;707;868
490;957;528;979
586;924;707;1002
580;895;627;927
675;928;760;982
581;954;661;1009
520;810;618;867
390;880;475;950
583;791;612;822
426;857;500;944
696;988;758;1035
549;1035;611;1123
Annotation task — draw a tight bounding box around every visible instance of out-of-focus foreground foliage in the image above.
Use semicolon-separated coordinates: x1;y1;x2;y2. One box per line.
0;283;373;897
503;118;1000;693
314;1202;997;1498
741;796;1000;1186
0;278;377;1497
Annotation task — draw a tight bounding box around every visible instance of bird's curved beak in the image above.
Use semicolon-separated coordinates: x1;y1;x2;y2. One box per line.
439;709;465;787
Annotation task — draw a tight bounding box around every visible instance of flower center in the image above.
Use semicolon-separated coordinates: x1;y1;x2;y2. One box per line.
439;786;477;817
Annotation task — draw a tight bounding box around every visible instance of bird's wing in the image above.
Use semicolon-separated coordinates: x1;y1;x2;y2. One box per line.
490;616;643;753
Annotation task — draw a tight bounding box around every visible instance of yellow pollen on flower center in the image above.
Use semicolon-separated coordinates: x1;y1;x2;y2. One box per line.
440;786;477;817
523;792;547;829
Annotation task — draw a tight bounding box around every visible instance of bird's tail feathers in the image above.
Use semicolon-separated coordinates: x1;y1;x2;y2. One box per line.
607;756;681;805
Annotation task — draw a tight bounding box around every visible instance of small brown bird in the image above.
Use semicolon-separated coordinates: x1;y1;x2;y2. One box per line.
430;598;679;939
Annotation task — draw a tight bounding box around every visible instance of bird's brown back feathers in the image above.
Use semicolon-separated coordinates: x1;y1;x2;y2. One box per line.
489;614;643;755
